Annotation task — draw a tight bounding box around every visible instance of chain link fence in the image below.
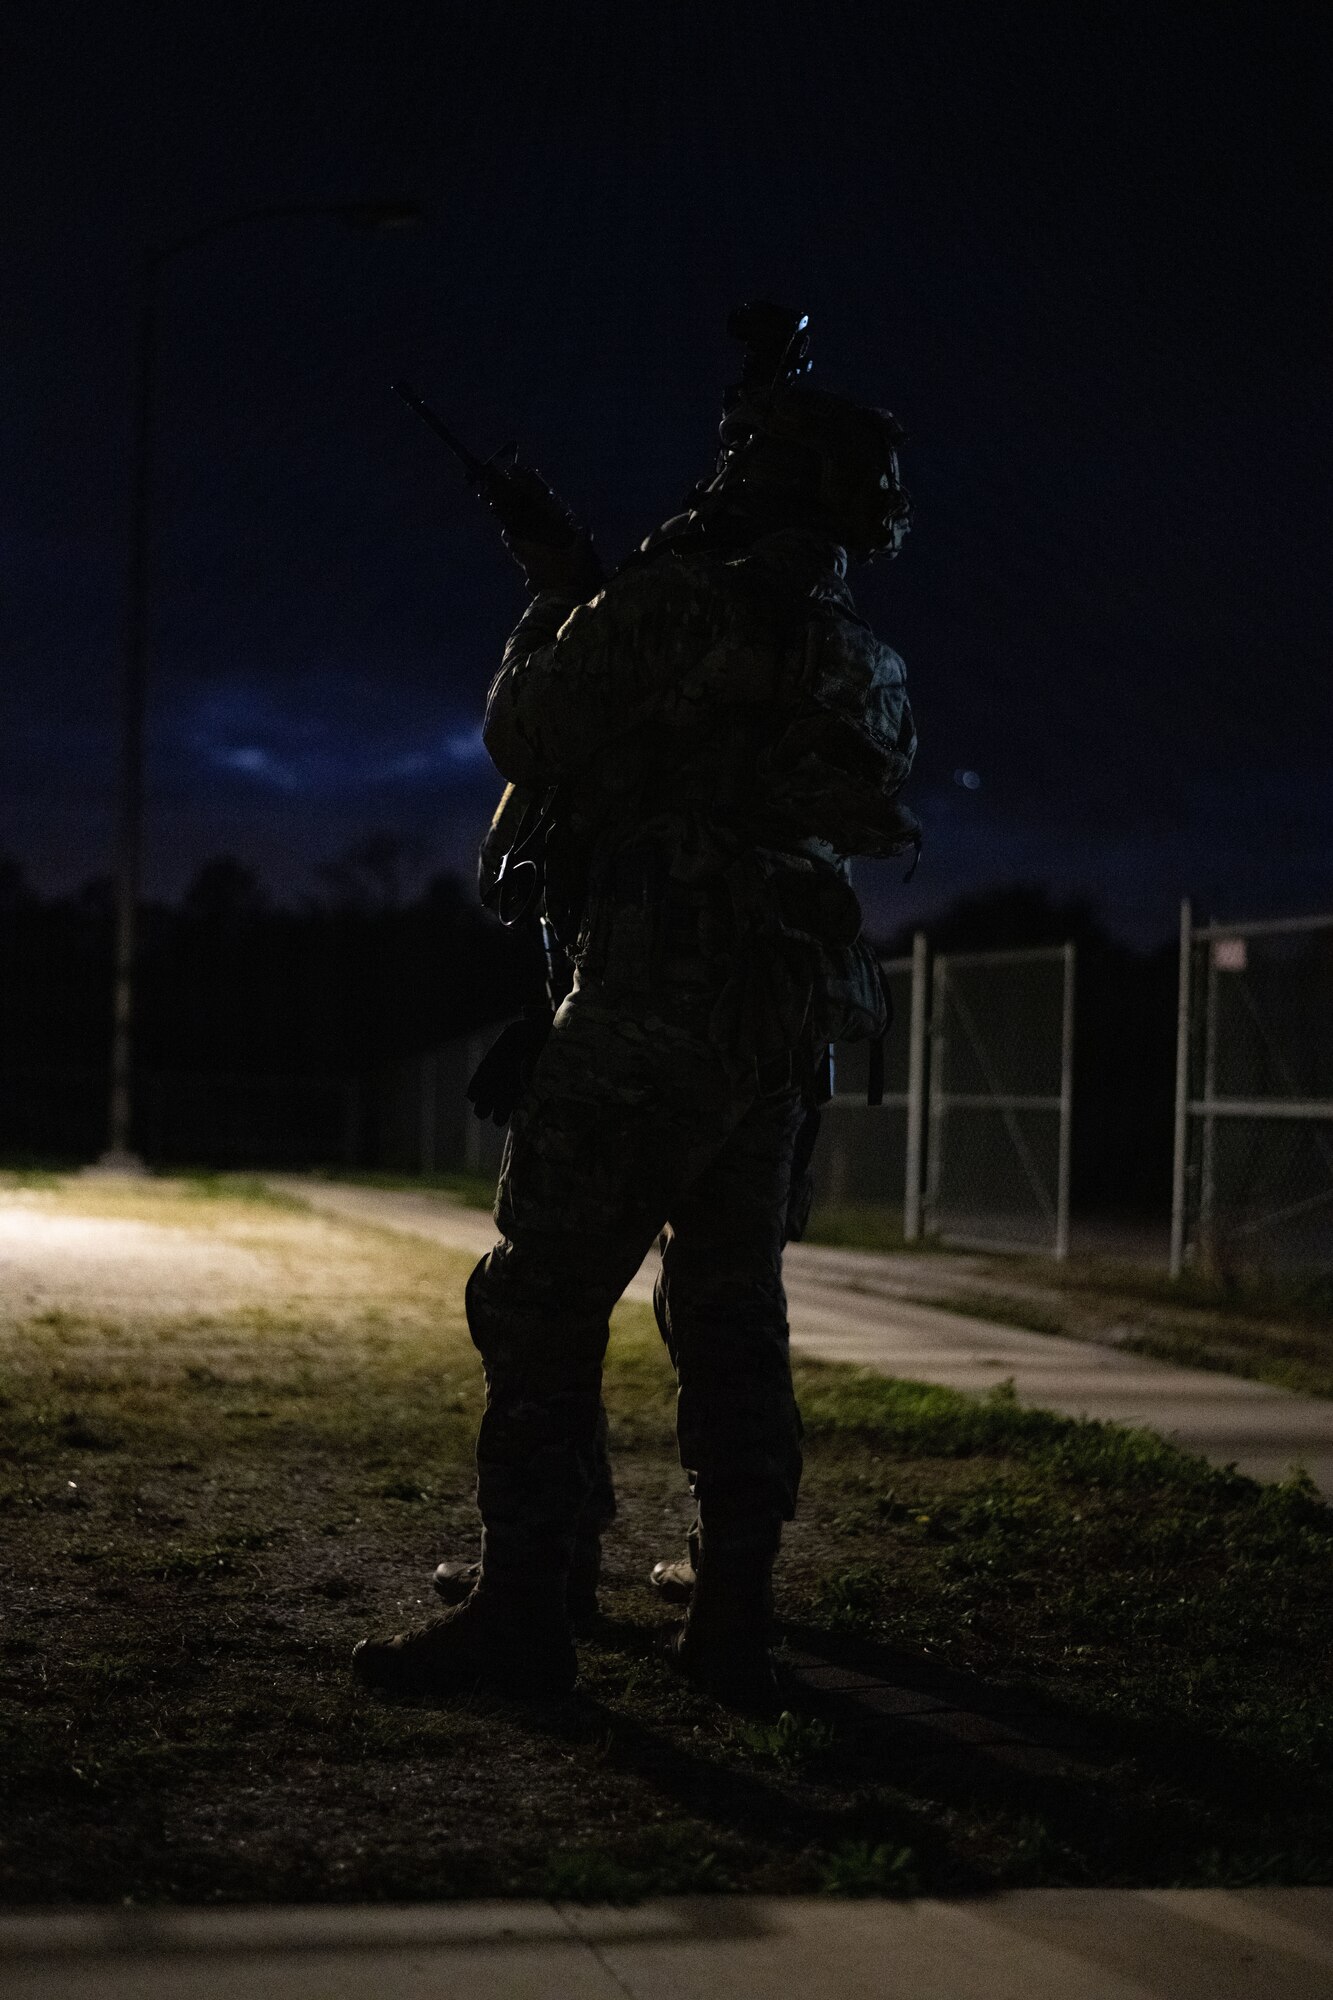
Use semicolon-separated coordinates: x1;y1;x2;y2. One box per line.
809;940;926;1234
924;944;1075;1258
1171;905;1333;1278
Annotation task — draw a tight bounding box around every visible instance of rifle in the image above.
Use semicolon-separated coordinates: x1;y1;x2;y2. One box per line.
394;385;586;1057
392;380;603;593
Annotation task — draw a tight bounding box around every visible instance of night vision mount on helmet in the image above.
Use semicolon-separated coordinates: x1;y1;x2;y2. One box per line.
705;302;913;562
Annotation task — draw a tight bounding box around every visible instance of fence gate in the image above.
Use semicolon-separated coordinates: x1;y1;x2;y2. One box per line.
810;935;928;1236
925;943;1075;1258
1171;904;1333;1278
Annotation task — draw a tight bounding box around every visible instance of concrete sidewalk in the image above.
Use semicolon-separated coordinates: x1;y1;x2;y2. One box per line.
274;1179;1333;1493
4;1891;1332;1998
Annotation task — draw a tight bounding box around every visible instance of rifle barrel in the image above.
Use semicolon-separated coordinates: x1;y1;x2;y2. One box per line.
391;380;485;482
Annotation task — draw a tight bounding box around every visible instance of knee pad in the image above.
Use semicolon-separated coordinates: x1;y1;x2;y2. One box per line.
465;1242;608;1403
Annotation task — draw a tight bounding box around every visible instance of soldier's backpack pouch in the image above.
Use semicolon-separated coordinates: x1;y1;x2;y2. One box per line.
759;612;920;862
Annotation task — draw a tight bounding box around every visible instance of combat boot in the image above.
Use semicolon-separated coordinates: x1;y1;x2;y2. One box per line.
433;1533;603;1632
669;1513;783;1715
352;1512;576;1704
353;1545;576;1700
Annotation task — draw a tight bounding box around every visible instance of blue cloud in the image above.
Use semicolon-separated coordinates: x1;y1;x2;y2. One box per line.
178;677;493;797
215;745;299;789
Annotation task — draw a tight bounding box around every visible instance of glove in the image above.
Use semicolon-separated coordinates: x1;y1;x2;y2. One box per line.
479;459;606;598
465;1011;553;1125
504;524;604;598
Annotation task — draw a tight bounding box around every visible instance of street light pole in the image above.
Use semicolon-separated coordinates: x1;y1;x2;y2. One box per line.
102;250;159;1167
97;200;419;1170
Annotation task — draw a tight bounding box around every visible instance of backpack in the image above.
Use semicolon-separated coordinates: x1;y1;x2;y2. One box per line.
759;607;920;863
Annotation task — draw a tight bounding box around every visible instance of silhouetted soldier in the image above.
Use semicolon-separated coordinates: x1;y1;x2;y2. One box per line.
355;307;918;1709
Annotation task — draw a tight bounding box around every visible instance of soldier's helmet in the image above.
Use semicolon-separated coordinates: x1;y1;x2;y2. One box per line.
703;303;913;561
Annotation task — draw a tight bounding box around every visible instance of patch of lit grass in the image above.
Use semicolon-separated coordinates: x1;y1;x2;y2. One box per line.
306;1168;498;1211
917;1291;1071;1338
802;1205;929;1253
1114;1327;1333;1401
172;1172;308;1209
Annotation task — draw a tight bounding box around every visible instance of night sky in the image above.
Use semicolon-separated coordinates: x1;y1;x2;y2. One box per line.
7;3;1330;944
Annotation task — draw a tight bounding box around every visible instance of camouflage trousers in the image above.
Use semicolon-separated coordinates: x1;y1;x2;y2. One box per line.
464;973;807;1583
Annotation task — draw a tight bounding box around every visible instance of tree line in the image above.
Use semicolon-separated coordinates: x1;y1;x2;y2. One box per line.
2;857;1174;1213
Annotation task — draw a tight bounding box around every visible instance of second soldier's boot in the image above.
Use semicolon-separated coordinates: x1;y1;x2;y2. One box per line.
352;1530;577;1700
648;1515;699;1605
669;1510;783;1715
433;1531;603;1632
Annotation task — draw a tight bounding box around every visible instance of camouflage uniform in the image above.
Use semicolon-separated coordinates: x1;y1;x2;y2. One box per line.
354;313;918;1702
465;528;916;1583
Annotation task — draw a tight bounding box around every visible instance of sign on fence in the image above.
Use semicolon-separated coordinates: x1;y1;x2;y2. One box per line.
1171;903;1333;1277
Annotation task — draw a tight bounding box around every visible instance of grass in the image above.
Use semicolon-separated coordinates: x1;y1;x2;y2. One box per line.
819;1839;919;1897
1044;1259;1333;1399
1111;1326;1333;1400
916;1292;1072;1339
729;1709;836;1770
170;1172;309;1208
307;1167;499;1211
1064;1255;1333;1325
801;1204;931;1254
1;1175;1331;1904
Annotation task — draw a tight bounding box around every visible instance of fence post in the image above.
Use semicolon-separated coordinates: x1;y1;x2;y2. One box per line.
924;955;946;1237
1055;942;1075;1261
903;930;928;1242
1169;898;1193;1279
1199;920;1221;1276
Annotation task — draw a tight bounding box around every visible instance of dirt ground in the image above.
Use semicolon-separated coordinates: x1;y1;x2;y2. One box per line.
2;1174;1331;1904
